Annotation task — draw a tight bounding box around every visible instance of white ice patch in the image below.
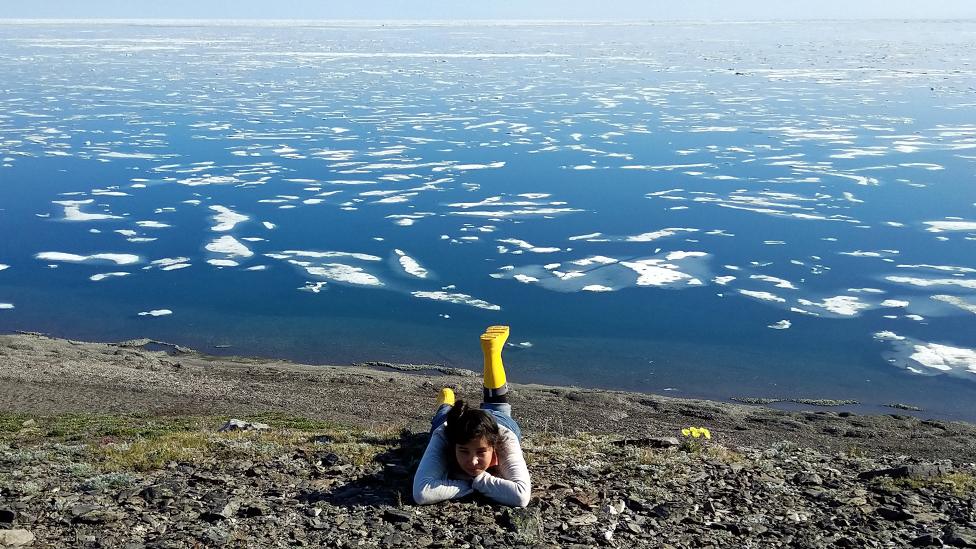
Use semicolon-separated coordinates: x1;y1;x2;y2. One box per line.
495;250;708;293
53;199;123;221
205;236;253;258
513;274;540;284
394;249;428;279
885;276;976;290
881;299;910;308
90;272;130;282
0;264;8;271
875;331;976;379
840;250;898;258
411;291;500;311
620;258;698;287
136;220;171;229
738;290;786;303
207;259;240;267
750;274;798;290
581;285;613;292
138;309;173;317
276;250;381;262
768;320;791;330
713;276;736;285
497;238;561;253
932;295;976;315
625;228;697;242
301;281;328;293
300;264;382;286
924;221;976;232
0;303;14;310
35;252;140;265
798;295;871;316
209;205;249;232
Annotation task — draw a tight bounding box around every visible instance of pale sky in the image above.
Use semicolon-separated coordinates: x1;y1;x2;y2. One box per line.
4;0;976;20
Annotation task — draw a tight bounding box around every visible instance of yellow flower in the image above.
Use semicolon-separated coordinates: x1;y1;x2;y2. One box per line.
681;426;712;439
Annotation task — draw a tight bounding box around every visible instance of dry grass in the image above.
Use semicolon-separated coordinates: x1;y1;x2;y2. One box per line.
96;432;212;472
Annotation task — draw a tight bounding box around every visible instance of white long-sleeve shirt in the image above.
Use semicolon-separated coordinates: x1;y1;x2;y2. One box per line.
413;423;531;507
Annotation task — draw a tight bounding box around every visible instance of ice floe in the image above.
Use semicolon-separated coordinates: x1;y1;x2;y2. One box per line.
932;295;976;315
797;295;871;316
35;252;140;265
497;238;561;254
394;250;429;279
205;236;253;259
90;272;130;282
885;276;976;290
0;304;14;310
53;199;123;221
138;309;173;317
768;320;791;330
875;331;976;379
739;290;786;303
209;205;249;232
411;291;500;311
924;221;976;232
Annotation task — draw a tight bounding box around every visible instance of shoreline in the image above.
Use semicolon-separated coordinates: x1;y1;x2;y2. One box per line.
2;325;963;422
2;332;976;461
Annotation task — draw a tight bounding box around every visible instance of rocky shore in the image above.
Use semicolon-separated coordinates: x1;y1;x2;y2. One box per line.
1;333;975;547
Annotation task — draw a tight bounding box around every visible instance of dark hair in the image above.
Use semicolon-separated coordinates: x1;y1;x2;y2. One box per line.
444;400;500;446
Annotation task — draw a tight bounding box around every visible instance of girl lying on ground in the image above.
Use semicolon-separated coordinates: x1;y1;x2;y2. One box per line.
412;326;531;508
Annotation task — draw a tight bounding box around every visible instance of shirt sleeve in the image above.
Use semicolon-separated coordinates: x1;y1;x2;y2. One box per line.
470;429;531;507
413;425;474;505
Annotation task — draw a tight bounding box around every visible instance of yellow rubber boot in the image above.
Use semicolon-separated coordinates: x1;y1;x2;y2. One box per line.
437;387;455;407
481;325;510;398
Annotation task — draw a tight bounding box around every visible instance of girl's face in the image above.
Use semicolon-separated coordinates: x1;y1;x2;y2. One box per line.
454;436;495;477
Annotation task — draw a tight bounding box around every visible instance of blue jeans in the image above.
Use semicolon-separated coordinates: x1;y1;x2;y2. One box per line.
430;402;523;441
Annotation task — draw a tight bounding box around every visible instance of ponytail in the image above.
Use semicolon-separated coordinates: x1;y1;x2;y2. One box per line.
444;399;500;446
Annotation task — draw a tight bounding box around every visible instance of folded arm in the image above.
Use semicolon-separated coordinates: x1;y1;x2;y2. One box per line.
413;427;474;505
471;430;531;507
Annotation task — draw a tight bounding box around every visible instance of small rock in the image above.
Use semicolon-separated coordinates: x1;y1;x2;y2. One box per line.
218;419;270;432
568;513;598;526
0;529;34;547
238;502;269;518
794;472;823;486
382;509;413;524
610;437;680;448
911;534;942;547
877;507;914;521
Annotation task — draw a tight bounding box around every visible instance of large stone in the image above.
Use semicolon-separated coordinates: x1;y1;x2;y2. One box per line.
70;504;122;524
0;529;34;547
201;497;240;522
501;507;543;544
877;507;914;521
945;528;976;548
218;419;270;432
858;464;950;481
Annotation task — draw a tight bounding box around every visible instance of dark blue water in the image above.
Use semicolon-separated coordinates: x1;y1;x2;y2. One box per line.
1;20;975;419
